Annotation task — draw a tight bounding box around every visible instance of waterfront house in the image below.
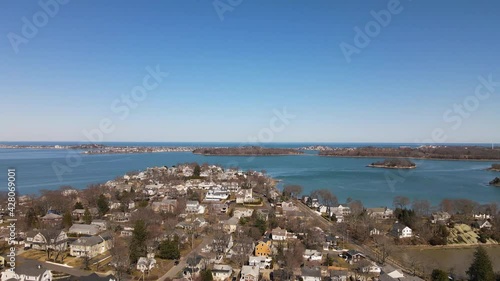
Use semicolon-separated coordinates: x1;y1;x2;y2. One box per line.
390;222;413;238
212;264;232;281
68;224;100;236
69;232;113;258
431;211;451;224
367;207;393;219
240;265;259;281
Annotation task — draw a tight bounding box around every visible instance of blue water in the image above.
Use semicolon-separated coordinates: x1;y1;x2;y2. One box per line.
0;142;499;207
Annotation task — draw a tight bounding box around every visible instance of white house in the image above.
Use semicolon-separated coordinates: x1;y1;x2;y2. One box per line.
271;227;287;241
25;230;67;251
205;190;230;201
223;217;239;234
391;222;413;238
248;256;272;269
70;232;113;258
212;264;233;281
233;208;254;219
69;224;100;236
137;257;157;273
303;249;323;261
362;263;381;275
236;188;254;204
240;265;259;281
186;201;205;214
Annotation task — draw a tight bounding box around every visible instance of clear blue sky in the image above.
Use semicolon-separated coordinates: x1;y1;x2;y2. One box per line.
1;0;499;143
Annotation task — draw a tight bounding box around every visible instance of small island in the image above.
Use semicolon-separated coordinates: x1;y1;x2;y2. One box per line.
368;158;416;169
489;177;500;187
192;146;303;156
487;164;500;172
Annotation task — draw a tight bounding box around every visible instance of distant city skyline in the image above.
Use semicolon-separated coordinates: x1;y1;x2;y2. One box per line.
1;1;500;143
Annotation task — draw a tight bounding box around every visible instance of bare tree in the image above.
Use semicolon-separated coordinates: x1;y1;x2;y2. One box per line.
282;185;303;199
393;196;410;209
412;199;431;217
110;235;131;281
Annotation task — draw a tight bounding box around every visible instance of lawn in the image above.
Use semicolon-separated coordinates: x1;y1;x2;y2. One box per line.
392;245;500;279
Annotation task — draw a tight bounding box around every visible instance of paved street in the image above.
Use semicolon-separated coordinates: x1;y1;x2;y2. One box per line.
158;236;213;281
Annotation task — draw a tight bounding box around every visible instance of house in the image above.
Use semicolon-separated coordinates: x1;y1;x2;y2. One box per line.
256;209;270;221
367;207;394;219
431;212;451;224
301;267;322;281
210;203;229;214
205;190;230;201
25;230;67;251
248;256;272;269
330;205;351;217
40;213;62;226
391;222;413;238
70;232;113;258
254;239;272;257
330;270;348;281
1;263;53;281
236;188;254;204
212;264;233;281
120;227;134;237
240;265;259;281
68;224;100;236
137;257;157;273
91;219;108;231
72;208;98;220
475;220;493;229
152;198;178;213
362;263;381;275
343;250;366;263
369;228;381;236
184;255;205;278
233;208;254;219
223;217;239;234
186;201;205;214
271;227;287;241
303;249;323;261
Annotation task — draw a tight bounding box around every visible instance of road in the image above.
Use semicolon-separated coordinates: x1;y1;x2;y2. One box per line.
14;256;90;277
294;199;415;275
158;236;213;281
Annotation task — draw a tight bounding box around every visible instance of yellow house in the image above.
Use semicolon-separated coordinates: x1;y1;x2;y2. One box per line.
254;239;272;257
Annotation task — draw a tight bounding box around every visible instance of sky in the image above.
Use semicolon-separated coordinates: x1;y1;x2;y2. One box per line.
1;0;500;143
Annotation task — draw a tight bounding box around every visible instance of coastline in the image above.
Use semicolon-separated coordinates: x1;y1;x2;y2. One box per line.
367;164;416;169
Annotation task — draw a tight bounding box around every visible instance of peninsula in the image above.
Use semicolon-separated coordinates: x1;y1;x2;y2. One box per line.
490;177;500;186
487;164;500;172
368;158;416;169
192;146;303;156
319;145;500;160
